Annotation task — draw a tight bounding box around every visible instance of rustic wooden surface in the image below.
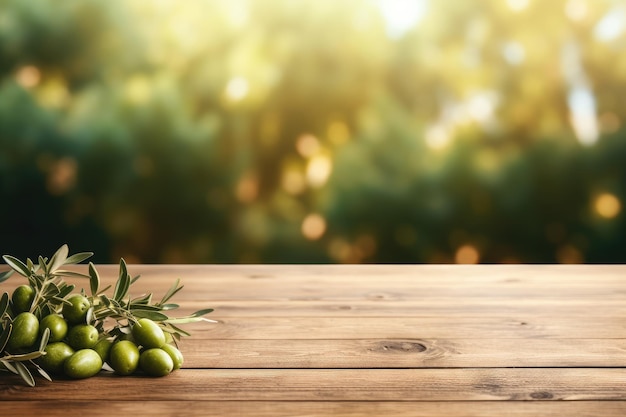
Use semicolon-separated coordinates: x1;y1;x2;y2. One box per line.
1;264;626;416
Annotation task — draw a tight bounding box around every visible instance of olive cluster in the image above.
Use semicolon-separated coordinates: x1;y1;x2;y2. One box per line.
7;287;183;379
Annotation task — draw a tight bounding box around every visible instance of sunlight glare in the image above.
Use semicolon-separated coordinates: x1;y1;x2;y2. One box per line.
302;213;327;240
225;76;249;102
306;155;333;188
594;6;626;42
594;193;622;219
375;0;427;39
565;0;588;22
506;0;530;12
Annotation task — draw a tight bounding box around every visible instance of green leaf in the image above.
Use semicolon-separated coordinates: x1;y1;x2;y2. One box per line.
160;303;179;310
131;310;169;321
114;260;130;302
42;281;61;298
1;358;18;373
39;304;52;319
100;294;112;307
38;256;48;275
0;292;9;318
130;303;161;312
58;283;76;298
48;244;69;273
38;328;50;351
27;275;39;290
53;270;90;279
32;361;52;382
88;262;100;296
2;255;30;277
164;323;191;337
0;323;11;352
190;308;214;317
0;270;13;283
51;296;71;306
86;306;94;324
159;278;183;305
13;361;35;387
130;293;153;306
130;274;141;284
64;251;94;265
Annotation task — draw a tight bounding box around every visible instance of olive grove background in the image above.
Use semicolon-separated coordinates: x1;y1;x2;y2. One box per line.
1;0;625;264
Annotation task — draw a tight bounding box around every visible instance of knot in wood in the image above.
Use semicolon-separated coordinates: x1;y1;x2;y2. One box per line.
530;391;554;400
377;340;427;353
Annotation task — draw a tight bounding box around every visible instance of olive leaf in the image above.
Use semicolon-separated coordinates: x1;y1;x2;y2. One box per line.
2;255;30;277
32;361;53;382
13;361;35;387
158;278;183;306
113;259;131;302
0;270;13;284
47;244;69;274
0;292;9;318
38;328;50;352
64;251;94;265
0;323;11;353
1;243;215;387
88;262;100;296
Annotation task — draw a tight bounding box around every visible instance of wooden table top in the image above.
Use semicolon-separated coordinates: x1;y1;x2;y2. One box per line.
1;264;626;416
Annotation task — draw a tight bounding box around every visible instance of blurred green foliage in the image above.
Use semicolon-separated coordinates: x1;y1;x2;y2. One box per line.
1;0;625;263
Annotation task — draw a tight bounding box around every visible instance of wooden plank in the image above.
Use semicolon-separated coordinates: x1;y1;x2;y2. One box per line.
1;369;625;401
176;298;626;317
180;338;626;368
3;265;626;301
187;316;626;339
2;401;626;417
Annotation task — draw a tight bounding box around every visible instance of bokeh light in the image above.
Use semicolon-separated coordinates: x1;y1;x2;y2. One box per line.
1;0;626;264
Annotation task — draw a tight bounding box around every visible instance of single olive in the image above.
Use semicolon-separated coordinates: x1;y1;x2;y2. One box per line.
11;285;34;314
63;349;102;379
66;324;99;349
139;348;174;377
37;342;74;374
109;340;140;375
131;318;166;348
160;343;184;370
62;294;90;325
92;338;113;362
6;312;39;351
39;314;68;342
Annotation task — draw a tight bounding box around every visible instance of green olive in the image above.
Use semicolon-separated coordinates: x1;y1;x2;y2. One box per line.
66;324;99;349
160;344;184;370
109;340;140;375
63;349;102;379
11;285;34;314
39;314;68;342
6;312;39;351
131;318;166;348
62;294;90;325
92;338;113;362
139;348;174;377
37;342;74;374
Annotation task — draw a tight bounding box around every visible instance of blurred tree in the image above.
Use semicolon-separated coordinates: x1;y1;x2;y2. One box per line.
0;0;625;264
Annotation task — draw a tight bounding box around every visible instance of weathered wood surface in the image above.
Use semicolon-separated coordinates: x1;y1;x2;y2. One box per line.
1;264;625;416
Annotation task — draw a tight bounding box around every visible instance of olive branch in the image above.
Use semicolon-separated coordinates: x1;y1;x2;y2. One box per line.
0;244;215;386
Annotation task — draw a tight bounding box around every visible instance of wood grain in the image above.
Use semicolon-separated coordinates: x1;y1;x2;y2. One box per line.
2;401;626;417
0;264;625;415
195;316;626;339
1;369;625;401
181;338;626;368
